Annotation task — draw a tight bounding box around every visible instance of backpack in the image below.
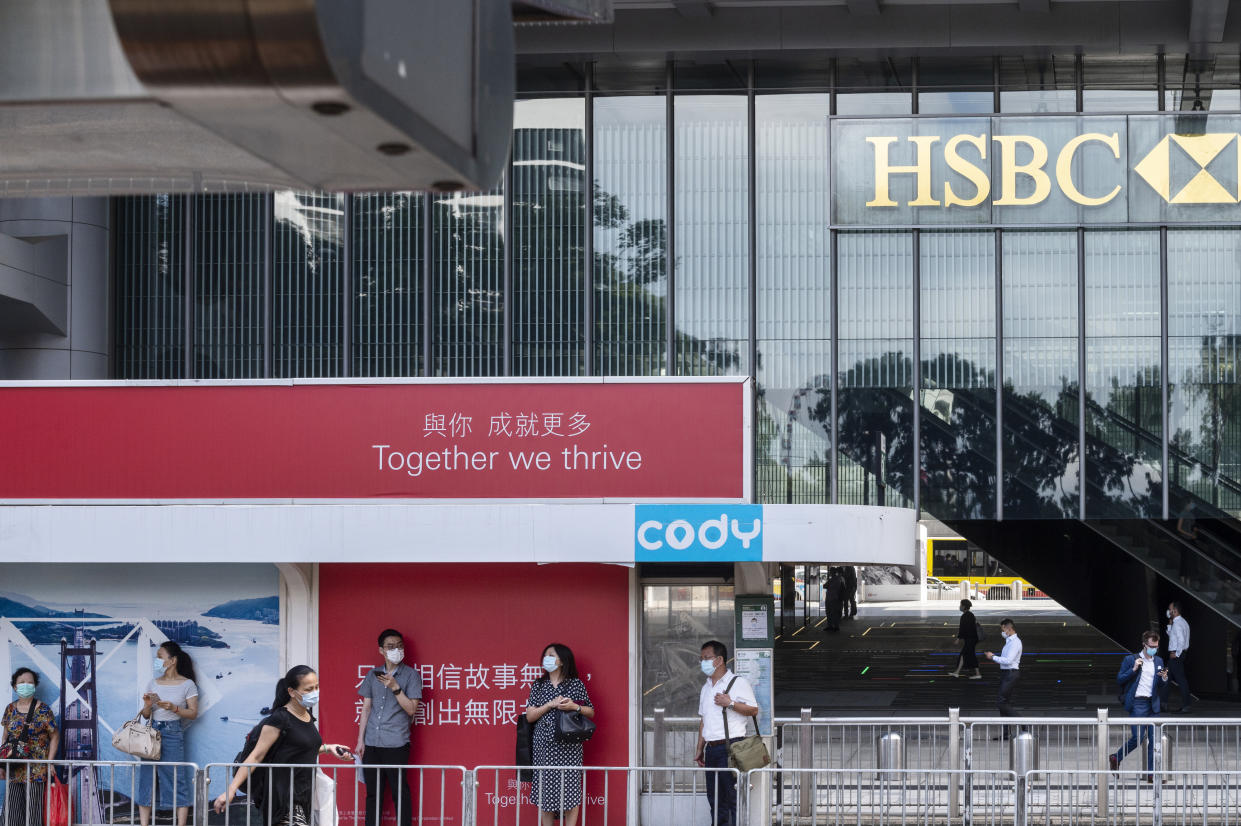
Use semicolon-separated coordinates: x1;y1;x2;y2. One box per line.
232;712;287;808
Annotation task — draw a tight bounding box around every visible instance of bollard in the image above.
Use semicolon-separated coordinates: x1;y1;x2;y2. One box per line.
959;580;971;601
1096;708;1109;816
1013;580;1023;601
878;732;904;770
948;708;961;817
1143;733;1172;772
798;708;813;818
652;707;667;792
1012;732;1037;826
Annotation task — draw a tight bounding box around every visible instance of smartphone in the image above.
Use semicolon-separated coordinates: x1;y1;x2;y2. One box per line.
372;668;385;677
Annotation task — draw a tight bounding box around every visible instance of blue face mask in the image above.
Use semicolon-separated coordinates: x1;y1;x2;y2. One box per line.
15;684;36;699
1146;647;1158;657
542;655;558;673
700;659;716;676
154;658;167;676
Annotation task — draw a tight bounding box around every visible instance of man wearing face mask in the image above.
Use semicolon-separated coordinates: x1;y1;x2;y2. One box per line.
356;630;422;826
1162;602;1192;713
694;640;758;826
1110;631;1169;778
984;619;1023;738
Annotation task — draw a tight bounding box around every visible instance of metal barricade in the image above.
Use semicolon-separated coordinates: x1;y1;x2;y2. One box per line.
779;718;966;772
1025;769;1241;826
1156;718;1241;773
203;761;468;826
1;756;202;826
966;717;1103;775
472;764;740;826
746;767;1017;825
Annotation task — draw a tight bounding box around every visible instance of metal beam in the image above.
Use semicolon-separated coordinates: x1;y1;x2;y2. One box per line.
1018;0;1050;12
672;0;713;18
1189;0;1230;49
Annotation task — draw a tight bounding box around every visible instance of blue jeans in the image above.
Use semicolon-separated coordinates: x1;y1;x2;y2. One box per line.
703;742;736;826
136;720;192;809
1115;697;1156;768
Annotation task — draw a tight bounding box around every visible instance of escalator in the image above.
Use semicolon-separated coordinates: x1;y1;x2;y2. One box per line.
829;379;1241;695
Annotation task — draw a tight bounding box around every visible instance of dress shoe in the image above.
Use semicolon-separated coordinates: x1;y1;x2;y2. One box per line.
1178;706;1194;714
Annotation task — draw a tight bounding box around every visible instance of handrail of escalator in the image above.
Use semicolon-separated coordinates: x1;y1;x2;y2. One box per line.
1144;518;1241;588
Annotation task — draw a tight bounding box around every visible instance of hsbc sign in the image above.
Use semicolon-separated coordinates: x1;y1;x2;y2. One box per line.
833;115;1241;224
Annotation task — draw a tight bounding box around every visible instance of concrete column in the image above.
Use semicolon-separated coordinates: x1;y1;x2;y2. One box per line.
0;196;110;378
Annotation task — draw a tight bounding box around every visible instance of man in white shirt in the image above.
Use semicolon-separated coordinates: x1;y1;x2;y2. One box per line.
694;640;758;826
1163;601;1193;713
1111;630;1169;776
984;618;1023;738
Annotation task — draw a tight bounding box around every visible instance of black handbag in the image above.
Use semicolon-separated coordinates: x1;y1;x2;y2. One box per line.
514;715;534;782
554;709;597;744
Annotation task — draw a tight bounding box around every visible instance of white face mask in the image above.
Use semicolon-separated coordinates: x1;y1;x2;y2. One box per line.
385;648;404;664
298;689;320;708
1166;609;1172;619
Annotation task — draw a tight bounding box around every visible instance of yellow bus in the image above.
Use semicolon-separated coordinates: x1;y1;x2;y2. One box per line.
927;537;1038;591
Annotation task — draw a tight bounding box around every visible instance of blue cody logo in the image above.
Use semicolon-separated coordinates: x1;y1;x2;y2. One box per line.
634;504;763;561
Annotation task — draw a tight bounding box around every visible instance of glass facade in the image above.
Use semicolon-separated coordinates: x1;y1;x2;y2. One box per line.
112;55;1241;520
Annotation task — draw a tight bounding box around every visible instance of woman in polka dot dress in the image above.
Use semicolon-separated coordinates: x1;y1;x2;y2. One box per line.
524;643;595;826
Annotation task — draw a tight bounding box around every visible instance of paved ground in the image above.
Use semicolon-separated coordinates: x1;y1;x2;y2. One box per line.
774;600;1241;718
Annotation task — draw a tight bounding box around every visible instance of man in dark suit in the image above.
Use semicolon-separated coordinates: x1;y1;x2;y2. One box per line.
823;568;844;632
843;566;858;619
1110;630;1170;777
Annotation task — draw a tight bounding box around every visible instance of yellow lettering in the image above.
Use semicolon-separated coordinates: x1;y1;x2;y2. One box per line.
866;136;941;207
992;135;1051;205
942;134;990;208
1056;132;1122;206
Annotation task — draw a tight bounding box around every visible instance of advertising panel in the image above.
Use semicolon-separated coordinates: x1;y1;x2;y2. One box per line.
317;563;629;826
0;564;278;820
0;380;746;501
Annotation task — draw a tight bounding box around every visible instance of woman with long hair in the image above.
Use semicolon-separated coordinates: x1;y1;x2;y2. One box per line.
1;668;60;826
137;641;198;826
525;643;595;826
213;666;353;826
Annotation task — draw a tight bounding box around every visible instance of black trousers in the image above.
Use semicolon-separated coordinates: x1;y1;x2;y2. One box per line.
362;743;413;826
997;671;1020;717
1163;654;1192;708
825;599;842;629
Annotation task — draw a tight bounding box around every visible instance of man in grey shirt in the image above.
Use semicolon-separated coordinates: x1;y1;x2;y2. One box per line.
355;628;423;826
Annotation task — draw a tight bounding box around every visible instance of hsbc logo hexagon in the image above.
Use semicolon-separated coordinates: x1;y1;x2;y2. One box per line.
635;504;763;561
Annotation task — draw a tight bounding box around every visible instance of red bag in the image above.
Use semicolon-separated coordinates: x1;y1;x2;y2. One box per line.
45;774;69;826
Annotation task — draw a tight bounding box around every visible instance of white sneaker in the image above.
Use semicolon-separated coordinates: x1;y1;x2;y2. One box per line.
948;671;960;678
969;672;982;680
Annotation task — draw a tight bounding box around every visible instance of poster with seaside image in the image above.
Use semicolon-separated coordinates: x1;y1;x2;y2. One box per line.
0;564;278;820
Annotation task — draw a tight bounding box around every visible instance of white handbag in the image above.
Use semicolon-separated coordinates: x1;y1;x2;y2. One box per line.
313;769;338;826
112;714;162;760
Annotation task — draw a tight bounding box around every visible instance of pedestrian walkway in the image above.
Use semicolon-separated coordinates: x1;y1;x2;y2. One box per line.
775;601;1241;718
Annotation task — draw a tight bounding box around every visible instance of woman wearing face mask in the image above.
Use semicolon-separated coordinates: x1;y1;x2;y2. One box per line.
525;644;595;826
1;668;60;826
137;642;199;826
212;666;353;826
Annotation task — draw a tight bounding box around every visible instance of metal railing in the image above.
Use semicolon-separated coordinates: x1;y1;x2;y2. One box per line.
202;761;469;826
6;717;1241;826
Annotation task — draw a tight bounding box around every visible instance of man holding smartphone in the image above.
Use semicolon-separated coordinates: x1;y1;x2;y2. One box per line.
356;629;423;826
1110;630;1169;779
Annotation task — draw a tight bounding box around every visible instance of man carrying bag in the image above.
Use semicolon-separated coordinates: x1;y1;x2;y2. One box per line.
693;641;765;826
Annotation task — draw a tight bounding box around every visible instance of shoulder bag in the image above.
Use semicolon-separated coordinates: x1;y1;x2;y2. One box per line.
0;701;40;760
555;708;597;744
975;620;986;641
112;712;162;760
514;714;535;782
722;678;770;772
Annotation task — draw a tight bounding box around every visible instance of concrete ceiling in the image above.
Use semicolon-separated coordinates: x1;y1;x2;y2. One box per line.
517;0;1238;60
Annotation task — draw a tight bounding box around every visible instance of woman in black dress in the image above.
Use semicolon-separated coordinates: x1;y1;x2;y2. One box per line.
213;666;354;826
950;599;982;679
525;643;595;826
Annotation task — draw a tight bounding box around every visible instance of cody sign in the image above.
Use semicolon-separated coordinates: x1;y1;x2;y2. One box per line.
635;504;763;561
833;114;1241;225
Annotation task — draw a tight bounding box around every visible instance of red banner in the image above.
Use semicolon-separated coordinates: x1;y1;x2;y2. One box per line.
318;563;630;826
0;381;745;499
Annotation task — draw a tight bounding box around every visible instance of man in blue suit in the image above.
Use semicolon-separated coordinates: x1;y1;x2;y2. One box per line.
1110;630;1170;776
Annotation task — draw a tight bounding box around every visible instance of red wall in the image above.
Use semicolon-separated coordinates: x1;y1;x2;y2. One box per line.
318;563;630;824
